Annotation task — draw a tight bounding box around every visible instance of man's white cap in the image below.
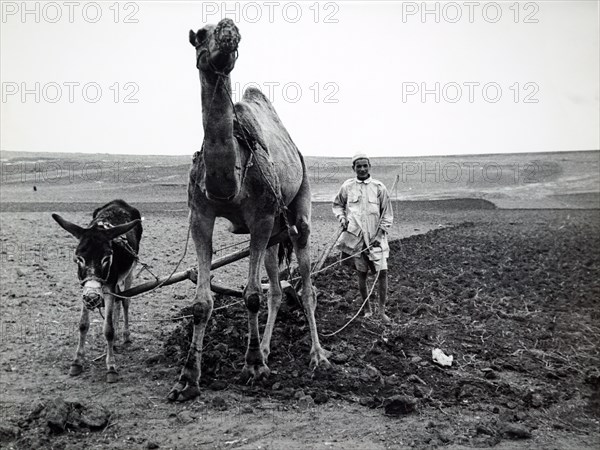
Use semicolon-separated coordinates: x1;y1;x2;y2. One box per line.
352;152;369;165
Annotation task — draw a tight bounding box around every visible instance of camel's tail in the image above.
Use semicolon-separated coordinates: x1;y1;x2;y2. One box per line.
278;236;294;267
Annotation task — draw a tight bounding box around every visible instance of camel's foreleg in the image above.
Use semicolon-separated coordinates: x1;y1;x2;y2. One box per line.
168;211;215;402
241;218;272;381
260;245;283;362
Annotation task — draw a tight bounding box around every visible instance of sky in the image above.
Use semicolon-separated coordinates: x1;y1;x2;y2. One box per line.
1;1;598;157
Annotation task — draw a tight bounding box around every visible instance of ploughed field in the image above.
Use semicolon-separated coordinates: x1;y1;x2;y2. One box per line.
0;204;599;449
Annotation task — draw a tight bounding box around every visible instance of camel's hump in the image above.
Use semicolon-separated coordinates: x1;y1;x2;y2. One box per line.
241;86;270;105
234;87;296;155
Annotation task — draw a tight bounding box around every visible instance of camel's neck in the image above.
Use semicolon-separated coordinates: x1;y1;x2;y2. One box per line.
198;71;240;200
200;72;234;142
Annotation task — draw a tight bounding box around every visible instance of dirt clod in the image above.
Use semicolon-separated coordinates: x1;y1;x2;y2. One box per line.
46;398;71;433
0;424;20;442
26;397;111;435
312;392;329;404
476;425;495;436
383;395;417;416
297;395;314;409
503;423;532;439
177;410;194;424
212;396;228;411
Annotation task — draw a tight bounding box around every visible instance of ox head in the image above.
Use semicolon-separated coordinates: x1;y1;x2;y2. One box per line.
52;214;140;310
189;18;241;75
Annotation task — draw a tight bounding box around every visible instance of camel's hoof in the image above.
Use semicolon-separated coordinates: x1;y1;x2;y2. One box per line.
69;364;83;376
378;314;392;325
310;349;333;371
241;363;271;382
167;382;185;402
167;383;200;402
106;369;119;383
123;333;132;345
260;347;270;363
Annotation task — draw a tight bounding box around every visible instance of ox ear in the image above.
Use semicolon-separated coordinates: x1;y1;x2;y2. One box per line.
52;213;85;239
103;219;141;240
189;29;197;46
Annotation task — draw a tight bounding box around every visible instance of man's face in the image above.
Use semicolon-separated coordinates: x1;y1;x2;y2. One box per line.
353;159;371;180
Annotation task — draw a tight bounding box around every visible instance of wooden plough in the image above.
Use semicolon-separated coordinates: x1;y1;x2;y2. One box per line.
119;228;342;300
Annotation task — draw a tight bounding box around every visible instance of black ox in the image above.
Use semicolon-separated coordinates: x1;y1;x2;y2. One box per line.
52;199;143;383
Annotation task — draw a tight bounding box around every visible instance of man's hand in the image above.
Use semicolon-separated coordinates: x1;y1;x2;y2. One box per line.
370;230;385;247
339;217;349;230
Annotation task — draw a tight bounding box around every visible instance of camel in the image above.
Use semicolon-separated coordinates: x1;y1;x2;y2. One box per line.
168;18;331;402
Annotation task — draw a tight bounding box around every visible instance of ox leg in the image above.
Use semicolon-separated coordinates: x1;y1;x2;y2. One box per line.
70;303;89;376
168;211;215;402
241;218;272;381
260;246;283;362
103;292;120;382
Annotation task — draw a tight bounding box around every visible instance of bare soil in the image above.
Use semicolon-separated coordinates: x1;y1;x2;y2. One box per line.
1;204;599;449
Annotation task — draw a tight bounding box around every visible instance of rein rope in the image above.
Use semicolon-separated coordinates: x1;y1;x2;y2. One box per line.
322;268;381;338
109;219;193;301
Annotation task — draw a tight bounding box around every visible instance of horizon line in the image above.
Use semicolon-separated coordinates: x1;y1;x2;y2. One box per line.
1;148;599;160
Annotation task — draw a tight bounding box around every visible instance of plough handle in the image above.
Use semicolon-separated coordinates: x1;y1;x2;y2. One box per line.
312;227;344;274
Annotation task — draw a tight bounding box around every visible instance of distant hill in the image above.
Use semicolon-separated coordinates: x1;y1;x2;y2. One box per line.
1;150;598;209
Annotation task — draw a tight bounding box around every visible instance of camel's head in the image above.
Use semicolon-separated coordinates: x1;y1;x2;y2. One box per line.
190;18;241;75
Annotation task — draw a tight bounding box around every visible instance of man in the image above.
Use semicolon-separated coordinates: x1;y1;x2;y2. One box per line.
332;152;394;323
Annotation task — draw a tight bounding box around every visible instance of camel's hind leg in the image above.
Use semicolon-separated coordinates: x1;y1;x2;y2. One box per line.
260;245;283;362
290;177;332;369
168;210;215;402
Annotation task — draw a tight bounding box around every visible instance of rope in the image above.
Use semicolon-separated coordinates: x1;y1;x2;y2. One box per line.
321;268;381;337
135;262;159;282
213;238;251;255
290;243;376;283
109;217;192;300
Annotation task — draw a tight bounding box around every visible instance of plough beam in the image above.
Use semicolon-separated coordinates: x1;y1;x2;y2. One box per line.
119;231;288;297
